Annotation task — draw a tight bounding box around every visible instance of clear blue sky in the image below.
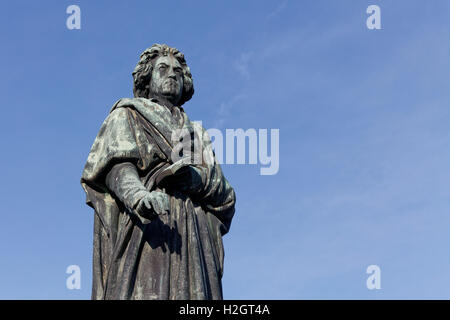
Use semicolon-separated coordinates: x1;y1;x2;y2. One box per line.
1;0;450;299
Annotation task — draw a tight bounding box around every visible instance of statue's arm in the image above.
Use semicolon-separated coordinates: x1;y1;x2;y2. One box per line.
105;162;147;212
187;128;236;231
199;131;236;232
106;162;170;222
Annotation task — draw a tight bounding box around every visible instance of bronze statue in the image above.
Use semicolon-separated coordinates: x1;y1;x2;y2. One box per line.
80;44;236;300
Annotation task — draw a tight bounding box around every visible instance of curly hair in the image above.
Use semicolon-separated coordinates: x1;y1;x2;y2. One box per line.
132;44;194;106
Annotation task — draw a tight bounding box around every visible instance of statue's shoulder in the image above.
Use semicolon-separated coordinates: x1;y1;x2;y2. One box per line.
109;97;144;113
108;98;164;126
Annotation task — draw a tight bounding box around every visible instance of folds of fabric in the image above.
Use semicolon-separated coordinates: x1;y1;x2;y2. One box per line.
81;98;236;300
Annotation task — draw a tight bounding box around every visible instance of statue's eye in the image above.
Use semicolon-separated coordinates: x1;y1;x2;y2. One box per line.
174;68;182;74
159;65;167;70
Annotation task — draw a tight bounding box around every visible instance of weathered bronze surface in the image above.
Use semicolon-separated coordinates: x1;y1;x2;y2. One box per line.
80;44;236;300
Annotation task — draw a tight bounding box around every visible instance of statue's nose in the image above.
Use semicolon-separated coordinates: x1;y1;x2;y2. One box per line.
168;68;177;79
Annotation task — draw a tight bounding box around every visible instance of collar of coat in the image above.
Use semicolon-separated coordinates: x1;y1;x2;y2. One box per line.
109;97;193;149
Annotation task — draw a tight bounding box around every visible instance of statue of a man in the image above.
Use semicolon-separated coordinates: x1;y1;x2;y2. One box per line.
80;44;236;300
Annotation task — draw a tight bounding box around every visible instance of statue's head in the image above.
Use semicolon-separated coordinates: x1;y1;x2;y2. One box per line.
132;44;194;106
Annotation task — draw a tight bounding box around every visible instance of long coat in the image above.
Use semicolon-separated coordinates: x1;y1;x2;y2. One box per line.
80;97;236;299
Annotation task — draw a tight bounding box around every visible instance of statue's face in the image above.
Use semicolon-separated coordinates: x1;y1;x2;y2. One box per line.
149;55;184;105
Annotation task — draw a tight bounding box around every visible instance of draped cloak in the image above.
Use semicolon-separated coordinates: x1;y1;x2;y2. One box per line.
80;97;236;300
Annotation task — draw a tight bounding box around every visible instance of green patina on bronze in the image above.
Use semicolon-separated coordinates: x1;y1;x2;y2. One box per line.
80;44;236;300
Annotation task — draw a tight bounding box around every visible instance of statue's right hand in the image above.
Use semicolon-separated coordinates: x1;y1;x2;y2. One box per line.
135;191;170;219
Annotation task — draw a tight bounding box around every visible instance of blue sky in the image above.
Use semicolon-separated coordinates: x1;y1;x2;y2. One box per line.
1;0;450;299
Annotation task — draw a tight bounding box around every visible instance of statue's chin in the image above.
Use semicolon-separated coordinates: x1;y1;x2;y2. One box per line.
149;88;182;105
162;92;181;103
